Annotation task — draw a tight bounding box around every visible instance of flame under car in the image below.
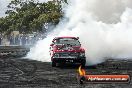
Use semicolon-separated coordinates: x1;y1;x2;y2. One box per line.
50;37;86;67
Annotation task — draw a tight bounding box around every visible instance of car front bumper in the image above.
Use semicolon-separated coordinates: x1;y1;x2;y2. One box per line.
52;57;86;64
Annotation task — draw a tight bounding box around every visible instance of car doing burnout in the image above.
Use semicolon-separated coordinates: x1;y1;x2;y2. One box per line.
50;37;86;67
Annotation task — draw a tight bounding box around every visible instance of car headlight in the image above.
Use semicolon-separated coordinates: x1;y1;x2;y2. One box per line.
80;53;85;57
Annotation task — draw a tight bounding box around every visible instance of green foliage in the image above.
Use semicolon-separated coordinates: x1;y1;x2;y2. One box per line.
0;0;64;34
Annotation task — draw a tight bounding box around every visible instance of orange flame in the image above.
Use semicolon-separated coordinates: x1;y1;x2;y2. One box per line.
78;65;86;76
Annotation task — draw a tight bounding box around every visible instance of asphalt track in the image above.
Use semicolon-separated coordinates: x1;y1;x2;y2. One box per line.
0;56;132;88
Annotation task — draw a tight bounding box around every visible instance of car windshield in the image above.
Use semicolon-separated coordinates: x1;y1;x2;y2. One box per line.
54;38;80;46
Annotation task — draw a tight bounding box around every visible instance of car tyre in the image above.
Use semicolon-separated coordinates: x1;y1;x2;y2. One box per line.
52;60;56;67
81;60;86;67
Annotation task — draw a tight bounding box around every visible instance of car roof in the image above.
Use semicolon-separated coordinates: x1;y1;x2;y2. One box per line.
54;36;78;40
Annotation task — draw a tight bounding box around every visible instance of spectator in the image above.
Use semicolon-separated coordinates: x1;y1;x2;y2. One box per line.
10;35;14;45
15;35;20;45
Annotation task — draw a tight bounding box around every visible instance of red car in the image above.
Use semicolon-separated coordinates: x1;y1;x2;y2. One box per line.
50;37;86;67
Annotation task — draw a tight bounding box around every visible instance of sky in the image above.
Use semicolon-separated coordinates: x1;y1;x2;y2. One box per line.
0;0;9;17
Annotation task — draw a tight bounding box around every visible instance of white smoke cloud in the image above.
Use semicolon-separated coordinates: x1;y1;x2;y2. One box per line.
27;0;132;65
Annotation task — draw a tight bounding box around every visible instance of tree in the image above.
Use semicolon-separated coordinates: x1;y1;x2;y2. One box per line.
1;0;64;34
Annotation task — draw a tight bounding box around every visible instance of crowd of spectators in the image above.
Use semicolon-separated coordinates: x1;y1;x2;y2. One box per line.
0;33;45;46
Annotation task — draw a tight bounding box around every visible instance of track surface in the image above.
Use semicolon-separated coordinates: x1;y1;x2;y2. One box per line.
0;57;132;88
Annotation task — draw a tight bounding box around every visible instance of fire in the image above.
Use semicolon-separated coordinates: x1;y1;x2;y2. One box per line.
78;65;86;76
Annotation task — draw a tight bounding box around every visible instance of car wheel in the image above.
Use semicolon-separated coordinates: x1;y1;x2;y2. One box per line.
52;60;56;67
81;60;86;67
